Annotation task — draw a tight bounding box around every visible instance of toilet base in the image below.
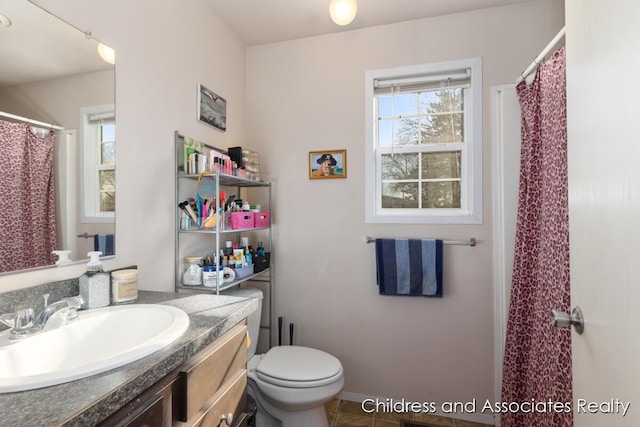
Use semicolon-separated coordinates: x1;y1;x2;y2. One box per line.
248;380;330;427
254;403;329;427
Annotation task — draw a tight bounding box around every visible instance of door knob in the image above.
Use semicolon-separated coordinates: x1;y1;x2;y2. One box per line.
550;306;584;334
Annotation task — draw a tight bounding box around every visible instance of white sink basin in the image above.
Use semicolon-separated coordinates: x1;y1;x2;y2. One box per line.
0;304;189;393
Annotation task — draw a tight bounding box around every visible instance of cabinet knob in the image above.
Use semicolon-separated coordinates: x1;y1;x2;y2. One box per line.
220;413;233;426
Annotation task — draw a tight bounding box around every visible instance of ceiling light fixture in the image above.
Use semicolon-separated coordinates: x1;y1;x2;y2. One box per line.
97;42;115;65
0;12;12;29
329;0;357;26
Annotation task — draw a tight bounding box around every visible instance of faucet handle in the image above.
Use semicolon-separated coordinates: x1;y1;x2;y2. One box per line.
59;296;84;323
15;308;35;330
62;296;84;310
0;313;16;328
42;293;50;308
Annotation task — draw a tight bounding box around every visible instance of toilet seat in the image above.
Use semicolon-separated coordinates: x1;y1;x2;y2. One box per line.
254;346;343;388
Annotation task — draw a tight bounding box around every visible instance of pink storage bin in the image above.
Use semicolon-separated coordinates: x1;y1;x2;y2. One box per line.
230;212;255;230
254;211;271;228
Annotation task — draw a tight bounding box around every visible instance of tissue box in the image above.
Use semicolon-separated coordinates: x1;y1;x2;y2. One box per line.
254;211;270;228
230;212;255;230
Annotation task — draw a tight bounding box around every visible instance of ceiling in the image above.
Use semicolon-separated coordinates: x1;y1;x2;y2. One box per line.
0;0;537;87
0;0;111;88
206;0;537;46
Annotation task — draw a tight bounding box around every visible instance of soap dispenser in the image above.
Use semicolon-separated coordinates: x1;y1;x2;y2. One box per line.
79;251;110;309
52;250;72;266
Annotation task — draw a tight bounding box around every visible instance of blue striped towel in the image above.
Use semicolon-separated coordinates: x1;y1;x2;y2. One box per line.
94;234;115;256
375;238;443;297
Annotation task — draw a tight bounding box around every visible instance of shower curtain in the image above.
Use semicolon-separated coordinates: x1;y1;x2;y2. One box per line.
501;47;571;427
0;120;57;273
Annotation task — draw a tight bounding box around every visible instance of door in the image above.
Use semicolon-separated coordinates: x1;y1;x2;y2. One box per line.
566;0;640;425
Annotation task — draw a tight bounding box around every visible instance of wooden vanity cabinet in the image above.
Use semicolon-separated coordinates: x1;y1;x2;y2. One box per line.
100;393;164;427
100;322;248;427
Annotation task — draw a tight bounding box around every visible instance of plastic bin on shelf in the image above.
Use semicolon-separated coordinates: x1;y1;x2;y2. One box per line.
233;264;255;280
230;212;255;229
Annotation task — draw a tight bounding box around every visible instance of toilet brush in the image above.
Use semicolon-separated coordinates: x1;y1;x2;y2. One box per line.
278;316;283;346
289;323;294;345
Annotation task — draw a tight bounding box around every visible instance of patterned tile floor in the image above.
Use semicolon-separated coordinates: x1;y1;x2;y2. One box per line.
325;399;493;427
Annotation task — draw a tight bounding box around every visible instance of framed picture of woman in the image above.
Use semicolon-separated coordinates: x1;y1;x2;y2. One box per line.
309;149;347;179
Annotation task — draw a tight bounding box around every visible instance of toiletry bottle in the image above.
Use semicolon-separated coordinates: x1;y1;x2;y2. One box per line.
183;256;203;286
202;264;220;288
79;251;110;309
111;269;138;305
257;241;265;256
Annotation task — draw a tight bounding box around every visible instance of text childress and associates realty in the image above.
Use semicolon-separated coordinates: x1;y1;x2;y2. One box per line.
361;398;631;417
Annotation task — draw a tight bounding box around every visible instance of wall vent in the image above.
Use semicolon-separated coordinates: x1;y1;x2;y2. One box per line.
400;421;440;427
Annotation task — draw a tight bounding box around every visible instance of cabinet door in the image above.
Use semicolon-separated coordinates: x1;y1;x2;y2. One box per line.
173;323;248;422
105;394;164;427
185;369;247;427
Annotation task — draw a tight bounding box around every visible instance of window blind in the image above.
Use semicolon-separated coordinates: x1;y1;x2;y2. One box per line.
87;111;115;125
373;68;471;95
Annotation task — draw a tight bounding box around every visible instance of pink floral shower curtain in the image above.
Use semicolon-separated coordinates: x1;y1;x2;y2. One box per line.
501;47;571;427
0;120;57;273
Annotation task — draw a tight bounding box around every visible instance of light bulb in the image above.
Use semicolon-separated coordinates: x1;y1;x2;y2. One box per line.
329;0;357;26
0;13;12;29
97;43;115;65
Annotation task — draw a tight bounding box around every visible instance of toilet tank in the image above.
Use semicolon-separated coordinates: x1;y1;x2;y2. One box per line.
222;287;263;358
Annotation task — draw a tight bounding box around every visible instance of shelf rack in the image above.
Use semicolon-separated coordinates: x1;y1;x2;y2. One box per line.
174;131;273;346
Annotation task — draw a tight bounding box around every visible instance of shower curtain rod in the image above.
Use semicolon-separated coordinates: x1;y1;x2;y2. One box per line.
516;26;566;83
0;110;64;131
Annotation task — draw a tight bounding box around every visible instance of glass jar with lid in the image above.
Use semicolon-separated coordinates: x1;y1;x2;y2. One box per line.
183;256;203;286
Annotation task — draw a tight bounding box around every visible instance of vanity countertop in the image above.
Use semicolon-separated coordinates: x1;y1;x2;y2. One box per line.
0;290;259;426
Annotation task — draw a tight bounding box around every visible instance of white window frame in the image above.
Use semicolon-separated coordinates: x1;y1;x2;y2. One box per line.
365;57;483;224
80;104;115;223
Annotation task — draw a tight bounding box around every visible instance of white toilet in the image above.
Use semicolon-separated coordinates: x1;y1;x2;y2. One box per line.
226;287;344;427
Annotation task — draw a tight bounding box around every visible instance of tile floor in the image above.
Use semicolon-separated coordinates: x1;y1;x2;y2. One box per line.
325;398;493;427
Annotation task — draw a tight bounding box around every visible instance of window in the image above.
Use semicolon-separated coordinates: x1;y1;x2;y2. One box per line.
365;58;482;224
80;104;115;223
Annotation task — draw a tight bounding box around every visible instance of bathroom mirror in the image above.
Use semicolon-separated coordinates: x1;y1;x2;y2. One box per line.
0;0;115;275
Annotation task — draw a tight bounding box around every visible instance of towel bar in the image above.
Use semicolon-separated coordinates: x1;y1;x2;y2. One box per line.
365;236;476;247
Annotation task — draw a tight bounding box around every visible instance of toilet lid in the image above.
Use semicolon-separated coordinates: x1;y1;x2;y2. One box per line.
256;346;343;388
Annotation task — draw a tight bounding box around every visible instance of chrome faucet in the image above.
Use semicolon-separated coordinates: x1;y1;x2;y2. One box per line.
0;294;84;340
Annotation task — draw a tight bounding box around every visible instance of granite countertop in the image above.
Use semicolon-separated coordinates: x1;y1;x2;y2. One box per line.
0;290;259;426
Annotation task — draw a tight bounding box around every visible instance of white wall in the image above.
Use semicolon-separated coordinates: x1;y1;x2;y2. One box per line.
0;70;114;129
0;0;565;422
245;0;563;419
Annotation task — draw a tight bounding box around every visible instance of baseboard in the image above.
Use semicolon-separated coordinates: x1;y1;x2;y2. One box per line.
338;391;496;426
